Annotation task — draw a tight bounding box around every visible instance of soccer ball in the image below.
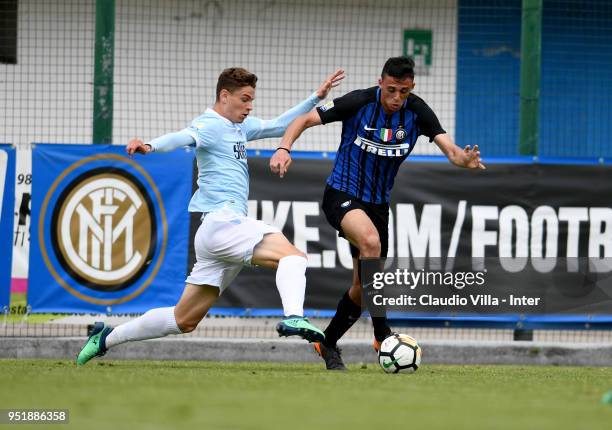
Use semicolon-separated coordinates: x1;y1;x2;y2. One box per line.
378;333;422;373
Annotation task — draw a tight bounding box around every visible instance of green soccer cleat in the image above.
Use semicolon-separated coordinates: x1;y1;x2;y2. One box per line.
276;315;325;343
76;322;113;366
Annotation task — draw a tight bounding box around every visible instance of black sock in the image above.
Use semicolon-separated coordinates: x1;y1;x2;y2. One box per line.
372;317;392;342
323;291;362;348
358;257;391;342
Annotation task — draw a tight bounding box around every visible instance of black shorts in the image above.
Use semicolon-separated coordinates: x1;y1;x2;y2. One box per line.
321;185;389;258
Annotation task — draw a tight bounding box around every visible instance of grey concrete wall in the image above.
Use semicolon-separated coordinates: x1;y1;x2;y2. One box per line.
1;338;611;367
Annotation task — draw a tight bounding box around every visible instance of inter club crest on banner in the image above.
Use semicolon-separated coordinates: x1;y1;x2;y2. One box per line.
28;144;193;313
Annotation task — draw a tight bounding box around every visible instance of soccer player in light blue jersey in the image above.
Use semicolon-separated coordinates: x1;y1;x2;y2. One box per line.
77;67;345;365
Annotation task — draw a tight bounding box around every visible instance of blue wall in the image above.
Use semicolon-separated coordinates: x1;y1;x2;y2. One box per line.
457;0;612;158
456;0;521;156
540;0;612;158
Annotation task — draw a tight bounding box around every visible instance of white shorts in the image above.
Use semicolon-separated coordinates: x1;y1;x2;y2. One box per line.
185;206;280;291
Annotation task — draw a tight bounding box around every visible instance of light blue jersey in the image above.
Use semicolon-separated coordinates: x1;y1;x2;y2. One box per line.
148;92;320;215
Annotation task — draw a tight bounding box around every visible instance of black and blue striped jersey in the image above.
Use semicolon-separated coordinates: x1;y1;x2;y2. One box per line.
316;87;445;204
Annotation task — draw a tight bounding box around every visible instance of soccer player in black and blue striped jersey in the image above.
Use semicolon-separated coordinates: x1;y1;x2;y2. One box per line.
271;56;485;370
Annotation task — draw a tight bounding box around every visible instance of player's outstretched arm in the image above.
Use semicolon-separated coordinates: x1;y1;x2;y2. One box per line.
434;134;486;170
126;131;195;156
270;110;322;178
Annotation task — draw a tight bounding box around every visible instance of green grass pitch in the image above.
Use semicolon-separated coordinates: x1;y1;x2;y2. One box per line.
0;359;610;430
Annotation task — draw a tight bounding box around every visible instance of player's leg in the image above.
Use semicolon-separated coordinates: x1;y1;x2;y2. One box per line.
311;188;366;368
76;283;219;365
316;207;391;369
251;232;324;342
252;232;306;316
311;254;361;371
109;283;219;342
322;209;380;349
196;208;323;341
340;209;392;348
77;215;227;365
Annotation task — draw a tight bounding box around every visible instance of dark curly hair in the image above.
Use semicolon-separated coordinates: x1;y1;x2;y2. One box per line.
381;56;415;80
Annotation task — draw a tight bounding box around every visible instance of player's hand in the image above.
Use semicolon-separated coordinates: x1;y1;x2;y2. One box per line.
463;144;486;169
126;138;152;156
270;148;292;178
316;69;345;99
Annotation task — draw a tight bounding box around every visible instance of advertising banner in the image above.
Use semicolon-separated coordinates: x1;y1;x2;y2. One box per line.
10;144;32;310
215;156;612;319
28;144;193;313
26;147;611;320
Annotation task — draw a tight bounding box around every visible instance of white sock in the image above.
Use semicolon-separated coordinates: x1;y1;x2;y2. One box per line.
276;255;307;317
105;306;181;349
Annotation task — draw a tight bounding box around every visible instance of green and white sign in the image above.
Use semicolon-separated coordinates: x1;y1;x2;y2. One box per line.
403;29;432;68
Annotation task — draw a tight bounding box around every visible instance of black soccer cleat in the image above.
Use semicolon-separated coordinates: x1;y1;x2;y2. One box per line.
314;342;348;371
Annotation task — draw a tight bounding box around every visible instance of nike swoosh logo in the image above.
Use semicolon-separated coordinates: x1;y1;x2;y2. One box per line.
382;358;400;369
364;126;377;131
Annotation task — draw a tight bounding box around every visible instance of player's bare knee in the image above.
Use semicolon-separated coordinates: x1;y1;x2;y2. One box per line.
284;247;306;260
178;322;197;333
359;233;381;257
175;317;198;333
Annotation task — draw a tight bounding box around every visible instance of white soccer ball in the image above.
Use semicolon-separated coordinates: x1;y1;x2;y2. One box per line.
378;333;422;373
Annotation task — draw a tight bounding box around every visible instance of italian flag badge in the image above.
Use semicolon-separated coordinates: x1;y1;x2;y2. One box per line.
380;128;392;142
